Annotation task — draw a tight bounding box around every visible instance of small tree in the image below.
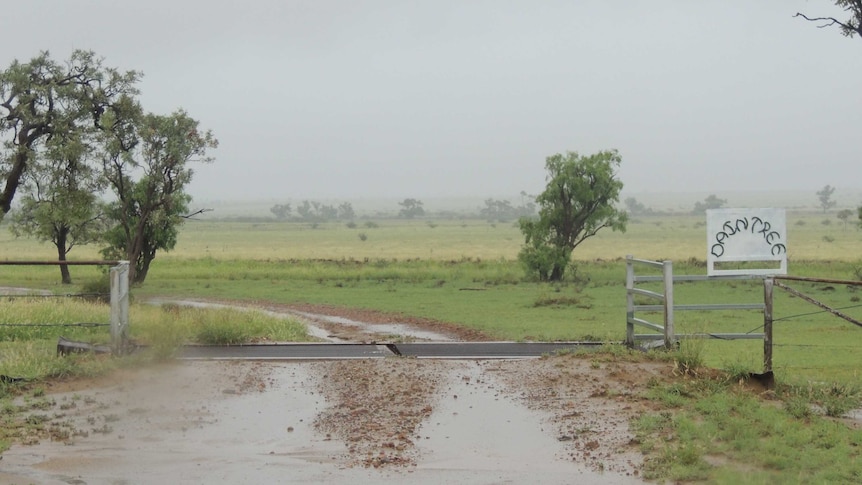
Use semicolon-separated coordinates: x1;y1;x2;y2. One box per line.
817;185;837;213
624;197;653;216
398;198;425;218
337;202;355;220
9;134;106;284
518;150;627;281
100;109;217;284
270;203;292;220
480;199;516;221
692;194;727;215
837;208;854;229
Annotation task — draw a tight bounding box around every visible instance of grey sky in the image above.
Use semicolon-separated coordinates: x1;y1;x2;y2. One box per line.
3;1;860;202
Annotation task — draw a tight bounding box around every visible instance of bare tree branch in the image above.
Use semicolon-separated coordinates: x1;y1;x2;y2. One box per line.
795;1;862;39
181;208;212;219
795;12;846;29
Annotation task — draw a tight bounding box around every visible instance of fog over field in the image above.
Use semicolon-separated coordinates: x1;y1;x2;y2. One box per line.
2;1;860;202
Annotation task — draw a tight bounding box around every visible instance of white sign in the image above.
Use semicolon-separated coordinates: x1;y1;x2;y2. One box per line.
706;208;787;276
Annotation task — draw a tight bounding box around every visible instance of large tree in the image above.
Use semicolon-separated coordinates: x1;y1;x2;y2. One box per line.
796;1;862;39
100;110;217;284
0;50;139;222
9;132;106;283
518;150;627;282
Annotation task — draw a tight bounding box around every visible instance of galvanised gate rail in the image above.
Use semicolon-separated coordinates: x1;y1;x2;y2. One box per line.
625;255;765;349
627;257;862;374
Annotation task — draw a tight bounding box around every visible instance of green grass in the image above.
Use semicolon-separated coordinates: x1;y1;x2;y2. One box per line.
634;373;862;483
2;217;860;383
0;298;310;383
2;209;861;474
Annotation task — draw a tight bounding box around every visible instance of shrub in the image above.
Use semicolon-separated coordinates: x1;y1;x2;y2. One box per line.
80;276;112;304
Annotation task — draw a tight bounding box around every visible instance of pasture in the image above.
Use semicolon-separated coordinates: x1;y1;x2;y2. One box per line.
1;208;861;384
2;204;862;482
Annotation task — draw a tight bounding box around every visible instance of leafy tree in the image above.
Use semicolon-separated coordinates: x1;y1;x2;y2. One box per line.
100;110;217;284
294;200;341;222
516;191;538;218
480;198;515;221
817;185;837;213
318;203;338;220
692;194;727;215
0;50;140;222
624;197;654;216
337;202;355;220
398;198;425;218
518;150;627;282
270;203;292;220
837;208;854;229
796;1;862;39
102;192;190;284
295;200;314;221
9;133;106;283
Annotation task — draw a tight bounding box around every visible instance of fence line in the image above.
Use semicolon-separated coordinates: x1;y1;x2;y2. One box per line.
1;260;130;354
627;257;862;374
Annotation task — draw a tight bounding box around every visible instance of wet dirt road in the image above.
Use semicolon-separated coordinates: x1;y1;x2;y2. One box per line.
0;359;648;484
1;298;651;484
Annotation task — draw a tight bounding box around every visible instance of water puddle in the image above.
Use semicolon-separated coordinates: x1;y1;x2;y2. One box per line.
0;286;53;296
410;361;644;484
289;310;454;342
148;299;454;342
146;298;337;341
0;362;353;484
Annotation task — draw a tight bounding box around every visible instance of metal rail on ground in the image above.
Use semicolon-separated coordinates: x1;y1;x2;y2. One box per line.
177;341;604;360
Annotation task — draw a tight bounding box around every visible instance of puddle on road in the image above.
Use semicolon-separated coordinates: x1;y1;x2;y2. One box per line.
410;361;644;484
146;298;337;341
0;362;645;485
0;362;351;484
148;299;453;342
289;310;453;342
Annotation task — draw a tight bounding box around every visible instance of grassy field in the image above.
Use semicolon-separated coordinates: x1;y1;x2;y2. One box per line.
1;209;860;383
1;206;861;481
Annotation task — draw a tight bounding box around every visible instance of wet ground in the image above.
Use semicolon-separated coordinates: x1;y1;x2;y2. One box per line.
1;297;656;484
0;359;648;484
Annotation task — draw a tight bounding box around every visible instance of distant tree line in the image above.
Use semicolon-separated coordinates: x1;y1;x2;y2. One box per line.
480;192;536;222
270;201;355;222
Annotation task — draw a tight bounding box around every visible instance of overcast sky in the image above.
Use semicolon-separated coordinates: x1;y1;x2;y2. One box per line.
3;1;860;202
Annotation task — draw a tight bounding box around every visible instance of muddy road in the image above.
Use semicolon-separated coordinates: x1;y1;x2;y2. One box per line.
0;300;659;484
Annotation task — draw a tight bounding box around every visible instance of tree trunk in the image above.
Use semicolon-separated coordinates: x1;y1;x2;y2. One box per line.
134;242;157;284
125;211;150;285
550;264;565;282
56;228;72;284
0;148;29;217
